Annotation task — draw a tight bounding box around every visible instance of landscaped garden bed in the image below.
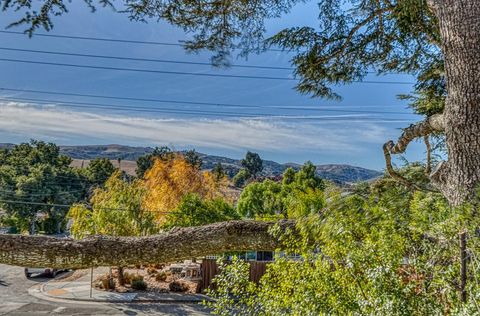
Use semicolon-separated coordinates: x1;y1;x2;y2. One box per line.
94;263;201;294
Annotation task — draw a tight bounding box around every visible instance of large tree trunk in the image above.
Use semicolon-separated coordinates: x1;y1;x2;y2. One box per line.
0;220;295;269
429;0;480;206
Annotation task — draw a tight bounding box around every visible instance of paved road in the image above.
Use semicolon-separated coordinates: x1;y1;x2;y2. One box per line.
0;264;210;316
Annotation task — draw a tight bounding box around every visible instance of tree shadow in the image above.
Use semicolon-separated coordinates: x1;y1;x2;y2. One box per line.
115;302;211;316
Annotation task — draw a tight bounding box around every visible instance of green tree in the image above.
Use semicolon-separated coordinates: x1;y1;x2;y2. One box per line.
232;169;250;188
68;171;158;285
237;162;325;219
163;193;239;229
293;161;324;191
184;149;203;169
0;140;86;234
68;171;157;238
85;158;116;187
6;0;479;205
135;146;173;178
212;163;226;182
282;167;295;186
237;180;285;219
208;184;480;315
241;151;263;179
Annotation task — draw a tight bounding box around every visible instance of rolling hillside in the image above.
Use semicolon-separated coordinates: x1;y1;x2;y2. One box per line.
1;144;383;184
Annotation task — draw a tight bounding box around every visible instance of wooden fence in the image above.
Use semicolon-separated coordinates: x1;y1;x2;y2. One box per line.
199;259;268;292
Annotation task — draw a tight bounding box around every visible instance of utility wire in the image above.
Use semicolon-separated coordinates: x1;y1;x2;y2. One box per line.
0;198;172;214
0;30;285;52
0;57;298;81
0;47;293;70
0;96;273;117
0;95;415;117
0;97;412;119
0;87;410;111
0;99;416;122
0;188;86;196
0;58;415;84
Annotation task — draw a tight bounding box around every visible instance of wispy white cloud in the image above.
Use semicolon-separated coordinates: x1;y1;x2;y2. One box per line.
0;102;398;153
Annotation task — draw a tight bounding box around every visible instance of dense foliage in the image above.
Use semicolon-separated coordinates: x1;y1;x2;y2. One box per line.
237;162;324;219
0;141;87;233
142;153;230;223
135;146;173;178
68;171;158;238
241;151;264;179
207;172;480;315
163;193;239;229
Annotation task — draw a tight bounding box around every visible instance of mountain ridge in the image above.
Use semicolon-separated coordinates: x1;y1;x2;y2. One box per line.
0;143;383;184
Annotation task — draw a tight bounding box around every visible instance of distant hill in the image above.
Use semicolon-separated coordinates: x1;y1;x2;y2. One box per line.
0;144;382;184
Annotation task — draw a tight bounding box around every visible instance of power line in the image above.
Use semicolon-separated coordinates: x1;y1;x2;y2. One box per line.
0;96;268;117
0;46;293;71
0;87;407;111
0;30;285;52
0;198;172;214
0;88;415;116
0;188;86;197
0;96;416;118
0;199;75;209
0;57;298;81
0;58;415;84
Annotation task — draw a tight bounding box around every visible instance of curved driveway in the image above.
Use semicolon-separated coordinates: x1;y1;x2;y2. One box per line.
0;264;210;315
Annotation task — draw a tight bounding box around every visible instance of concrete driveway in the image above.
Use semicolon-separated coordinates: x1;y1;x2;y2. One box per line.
0;264;210;315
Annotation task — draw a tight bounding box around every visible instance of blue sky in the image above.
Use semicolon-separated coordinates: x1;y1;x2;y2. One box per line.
0;1;427;170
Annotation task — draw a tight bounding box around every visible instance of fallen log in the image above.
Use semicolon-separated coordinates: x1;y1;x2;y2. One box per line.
0;220;295;268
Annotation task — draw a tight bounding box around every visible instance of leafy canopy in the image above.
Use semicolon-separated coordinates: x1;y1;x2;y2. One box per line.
142;153;229;223
163;193;239;229
0;140;86;233
68;170;158;238
241;151;263;179
237;162;325;219
208;181;480;315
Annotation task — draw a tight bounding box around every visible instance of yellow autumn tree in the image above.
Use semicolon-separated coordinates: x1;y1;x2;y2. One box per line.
142;154;229;223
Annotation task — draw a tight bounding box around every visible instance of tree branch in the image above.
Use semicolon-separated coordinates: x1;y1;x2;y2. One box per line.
0;220;296;269
387;114;444;155
383;114;444;188
424;135;432;174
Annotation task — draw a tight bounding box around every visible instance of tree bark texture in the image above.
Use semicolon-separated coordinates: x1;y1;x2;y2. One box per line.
431;0;480;205
0;220;295;269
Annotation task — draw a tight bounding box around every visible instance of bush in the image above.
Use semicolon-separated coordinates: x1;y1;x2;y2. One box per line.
99;275;115;290
147;267;157;275
130;274;144;282
169;280;188;292
123;272;133;285
153;263;165;269
155;271;167;282
131;278;147;291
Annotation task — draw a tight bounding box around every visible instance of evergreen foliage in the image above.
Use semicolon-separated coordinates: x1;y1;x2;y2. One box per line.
0;140;86;233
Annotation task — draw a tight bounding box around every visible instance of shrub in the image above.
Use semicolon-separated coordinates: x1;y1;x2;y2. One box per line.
99;275;115;290
169;280;188;292
147;267;157;275
154;263;165;269
155;271;167;282
130;274;144;282
123;272;133;285
132;274;147;291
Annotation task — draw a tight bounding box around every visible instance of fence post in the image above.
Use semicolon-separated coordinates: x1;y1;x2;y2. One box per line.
90;267;94;298
459;231;467;303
